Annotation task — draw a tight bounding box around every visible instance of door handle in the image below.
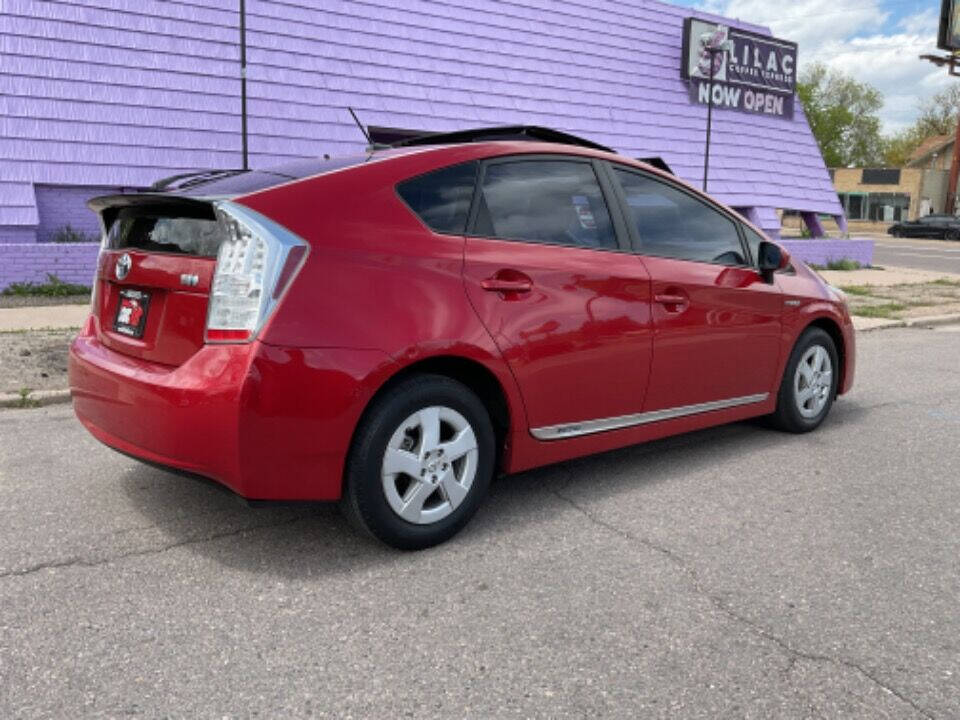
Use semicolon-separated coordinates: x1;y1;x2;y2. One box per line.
481;277;532;293
654;294;686;305
654;291;689;312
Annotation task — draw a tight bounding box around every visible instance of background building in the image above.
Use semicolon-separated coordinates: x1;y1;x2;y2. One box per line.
833;167;949;223
0;0;853;289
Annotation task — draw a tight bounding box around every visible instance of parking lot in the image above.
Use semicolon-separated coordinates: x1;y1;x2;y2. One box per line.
1;325;958;719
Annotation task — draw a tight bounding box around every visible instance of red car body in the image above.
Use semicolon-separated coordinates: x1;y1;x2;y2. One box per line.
70;140;855;503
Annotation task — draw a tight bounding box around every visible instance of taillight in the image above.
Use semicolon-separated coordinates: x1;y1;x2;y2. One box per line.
205;202;308;344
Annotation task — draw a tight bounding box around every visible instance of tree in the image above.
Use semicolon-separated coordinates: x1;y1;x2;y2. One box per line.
879;86;960;167
914;84;960;137
797;63;884;167
883;128;925;167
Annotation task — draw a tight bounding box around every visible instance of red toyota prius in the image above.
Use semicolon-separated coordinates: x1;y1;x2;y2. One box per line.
69;126;855;550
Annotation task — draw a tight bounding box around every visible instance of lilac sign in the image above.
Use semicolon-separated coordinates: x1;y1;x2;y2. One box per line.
681;18;798;120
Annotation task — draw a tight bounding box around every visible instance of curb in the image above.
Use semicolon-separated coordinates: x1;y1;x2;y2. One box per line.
0;389;72;409
856;313;960;332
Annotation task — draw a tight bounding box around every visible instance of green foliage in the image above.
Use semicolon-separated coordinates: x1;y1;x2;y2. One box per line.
811;259;862;271
16;388;38;409
797;63;884;167
852;303;906;319
2;274;91;297
883;127;926;167
51;225;98;243
838;285;873;296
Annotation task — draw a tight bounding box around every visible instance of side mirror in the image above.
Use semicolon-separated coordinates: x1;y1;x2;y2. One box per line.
758;241;789;283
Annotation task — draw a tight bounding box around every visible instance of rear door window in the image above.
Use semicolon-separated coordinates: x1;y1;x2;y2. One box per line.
474;160;617;250
613;168;746;266
397;161;478;234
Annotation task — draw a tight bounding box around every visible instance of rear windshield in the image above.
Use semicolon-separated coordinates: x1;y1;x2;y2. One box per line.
106;207;225;257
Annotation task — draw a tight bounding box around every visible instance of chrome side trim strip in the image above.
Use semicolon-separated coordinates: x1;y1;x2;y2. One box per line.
530;393;770;441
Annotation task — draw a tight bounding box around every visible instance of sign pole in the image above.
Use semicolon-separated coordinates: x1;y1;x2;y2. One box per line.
703;47;719;192
240;0;248;171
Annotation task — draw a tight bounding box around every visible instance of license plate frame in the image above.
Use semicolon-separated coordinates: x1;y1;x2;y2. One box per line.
113;288;151;338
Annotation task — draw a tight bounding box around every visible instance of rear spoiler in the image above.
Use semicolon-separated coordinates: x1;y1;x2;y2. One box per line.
87;193;217;232
639;157;674;175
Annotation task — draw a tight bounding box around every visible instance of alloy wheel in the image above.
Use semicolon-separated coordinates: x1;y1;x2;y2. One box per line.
794;345;833;419
381;406;479;525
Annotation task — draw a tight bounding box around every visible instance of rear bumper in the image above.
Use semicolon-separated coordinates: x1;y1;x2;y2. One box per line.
69;326;396;500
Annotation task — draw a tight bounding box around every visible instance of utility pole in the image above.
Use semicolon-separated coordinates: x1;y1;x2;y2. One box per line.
240;0;249;170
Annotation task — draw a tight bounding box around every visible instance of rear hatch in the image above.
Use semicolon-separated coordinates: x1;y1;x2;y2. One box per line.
90;196;223;366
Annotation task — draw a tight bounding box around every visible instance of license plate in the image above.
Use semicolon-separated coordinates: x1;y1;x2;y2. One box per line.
113;288;151;338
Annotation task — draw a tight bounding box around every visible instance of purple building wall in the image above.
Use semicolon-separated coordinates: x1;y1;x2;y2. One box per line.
0;0;854;289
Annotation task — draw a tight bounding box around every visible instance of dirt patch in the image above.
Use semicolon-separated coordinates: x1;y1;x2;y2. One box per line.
840;280;960;320
0;330;75;395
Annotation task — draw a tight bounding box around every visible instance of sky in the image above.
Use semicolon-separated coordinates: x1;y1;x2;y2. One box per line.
669;0;951;135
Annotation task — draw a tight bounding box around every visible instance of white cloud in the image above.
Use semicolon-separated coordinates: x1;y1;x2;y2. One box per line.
699;2;950;134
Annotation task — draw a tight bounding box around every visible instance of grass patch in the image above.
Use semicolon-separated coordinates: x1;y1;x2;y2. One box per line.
15;388;38;409
932;278;960;287
825;258;862;271
852;303;906;319
2;274;90;297
838;285;874;296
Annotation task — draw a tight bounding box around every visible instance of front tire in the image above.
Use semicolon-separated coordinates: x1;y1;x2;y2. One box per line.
341;374;495;550
946;229;960;241
769;328;839;433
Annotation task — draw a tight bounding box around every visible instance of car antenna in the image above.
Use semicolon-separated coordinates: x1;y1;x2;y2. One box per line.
347;107;389;153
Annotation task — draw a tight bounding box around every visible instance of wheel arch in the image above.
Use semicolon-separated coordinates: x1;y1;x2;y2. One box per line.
803;316;847;392
351;353;517;474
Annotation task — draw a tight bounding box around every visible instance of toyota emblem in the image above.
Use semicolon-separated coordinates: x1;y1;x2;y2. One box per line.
115;253;132;281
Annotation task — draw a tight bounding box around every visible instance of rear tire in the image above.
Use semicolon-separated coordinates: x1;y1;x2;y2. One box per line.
890;229;901;238
946;229;960;241
769;328;839;433
341;374;495;550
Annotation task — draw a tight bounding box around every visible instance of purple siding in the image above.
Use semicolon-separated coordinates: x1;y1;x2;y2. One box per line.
0;0;846;286
779;239;875;268
35;185;114;243
0;243;100;289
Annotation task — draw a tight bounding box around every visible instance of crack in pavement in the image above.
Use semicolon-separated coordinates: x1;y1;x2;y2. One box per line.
0;514;312;580
552;483;936;720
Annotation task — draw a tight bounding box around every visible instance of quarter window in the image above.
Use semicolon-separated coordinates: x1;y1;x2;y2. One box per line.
397;161;478;234
475;160;617;250
614;169;746;266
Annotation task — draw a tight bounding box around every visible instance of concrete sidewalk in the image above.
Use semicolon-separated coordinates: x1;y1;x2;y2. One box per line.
0;304;89;332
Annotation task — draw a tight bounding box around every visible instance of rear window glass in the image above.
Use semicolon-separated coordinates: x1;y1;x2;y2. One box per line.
396;161;478;234
106;208;225;257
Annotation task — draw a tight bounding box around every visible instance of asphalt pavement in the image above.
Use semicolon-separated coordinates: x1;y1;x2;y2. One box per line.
871;235;960;274
2;326;960;718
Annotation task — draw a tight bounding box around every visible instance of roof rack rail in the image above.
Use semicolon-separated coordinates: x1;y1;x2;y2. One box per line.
391;125;616;154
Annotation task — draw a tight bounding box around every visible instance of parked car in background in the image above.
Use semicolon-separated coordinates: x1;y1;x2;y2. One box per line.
69;126;855;550
888;214;960;239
